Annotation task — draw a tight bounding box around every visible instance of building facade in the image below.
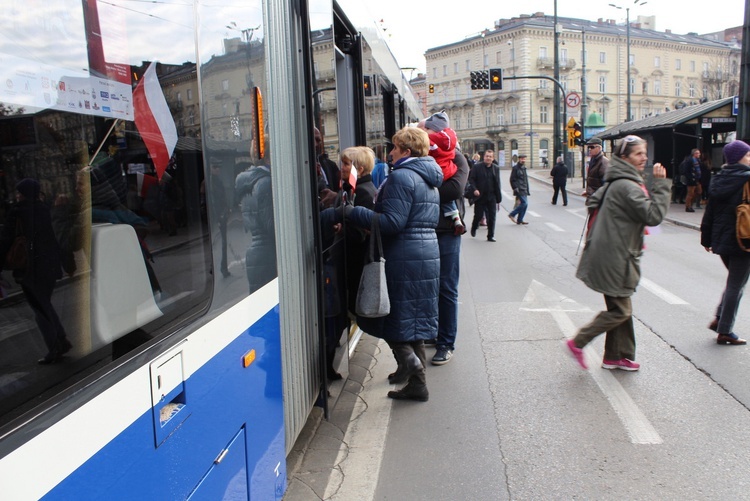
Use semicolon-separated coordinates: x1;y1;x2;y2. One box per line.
425;13;740;168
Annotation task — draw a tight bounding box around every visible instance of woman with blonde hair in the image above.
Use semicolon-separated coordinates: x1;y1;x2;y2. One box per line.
337;127;443;401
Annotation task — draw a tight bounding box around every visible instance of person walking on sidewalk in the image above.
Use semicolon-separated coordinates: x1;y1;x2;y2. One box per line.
508;154;530;225
681;149;703;212
550;156;568;206
468;150;501;241
700;140;750;346
583;138;609;197
566;135;670;371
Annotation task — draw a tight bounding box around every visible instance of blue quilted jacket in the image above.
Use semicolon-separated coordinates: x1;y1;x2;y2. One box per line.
347;156;443;342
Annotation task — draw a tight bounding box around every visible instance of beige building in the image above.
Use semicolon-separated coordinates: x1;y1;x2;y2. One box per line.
425;13;740;168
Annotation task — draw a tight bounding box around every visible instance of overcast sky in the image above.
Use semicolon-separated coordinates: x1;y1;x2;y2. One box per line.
365;1;746;74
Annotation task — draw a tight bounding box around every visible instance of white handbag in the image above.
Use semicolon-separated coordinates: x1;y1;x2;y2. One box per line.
355;214;390;318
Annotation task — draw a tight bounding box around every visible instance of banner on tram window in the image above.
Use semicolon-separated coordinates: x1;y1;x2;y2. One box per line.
0;0;133;119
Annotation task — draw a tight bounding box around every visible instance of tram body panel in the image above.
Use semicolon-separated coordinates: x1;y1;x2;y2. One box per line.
2;286;284;500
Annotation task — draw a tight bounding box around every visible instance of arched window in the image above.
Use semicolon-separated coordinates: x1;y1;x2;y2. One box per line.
540;139;549;149
511;139;518;150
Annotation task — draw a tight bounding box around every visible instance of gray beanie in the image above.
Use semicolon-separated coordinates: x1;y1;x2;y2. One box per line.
425;112;449;132
723;140;750;165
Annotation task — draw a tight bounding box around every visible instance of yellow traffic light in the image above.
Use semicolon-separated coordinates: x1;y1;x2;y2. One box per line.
429;84;435;93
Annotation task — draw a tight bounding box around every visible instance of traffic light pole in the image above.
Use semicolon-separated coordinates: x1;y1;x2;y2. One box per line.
503;74;568;172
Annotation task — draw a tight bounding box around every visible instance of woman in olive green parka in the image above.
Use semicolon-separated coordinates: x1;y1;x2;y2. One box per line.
566;136;670;371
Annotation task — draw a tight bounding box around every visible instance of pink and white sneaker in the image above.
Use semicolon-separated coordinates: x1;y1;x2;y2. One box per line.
565;339;588;370
601;358;640;371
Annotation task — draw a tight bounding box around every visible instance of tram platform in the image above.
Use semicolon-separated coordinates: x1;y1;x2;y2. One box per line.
283;166;708;500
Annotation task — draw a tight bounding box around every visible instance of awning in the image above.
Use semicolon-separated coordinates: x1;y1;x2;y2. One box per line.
596;97;734;140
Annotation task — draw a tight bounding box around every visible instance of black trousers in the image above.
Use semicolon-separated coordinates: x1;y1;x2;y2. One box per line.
471;200;497;239
22;277;67;354
552;182;568;205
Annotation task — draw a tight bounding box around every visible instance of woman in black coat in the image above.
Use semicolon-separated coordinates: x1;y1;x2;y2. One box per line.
700;140;750;345
0;179;71;363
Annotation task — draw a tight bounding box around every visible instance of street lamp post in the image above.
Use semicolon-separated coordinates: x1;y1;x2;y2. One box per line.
609;1;647;122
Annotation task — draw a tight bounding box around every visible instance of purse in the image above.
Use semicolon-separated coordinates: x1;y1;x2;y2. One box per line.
355;214;390;318
3;218;27;271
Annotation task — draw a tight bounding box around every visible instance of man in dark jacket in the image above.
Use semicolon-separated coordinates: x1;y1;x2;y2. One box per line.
584;137;609;197
431;151;469;365
681;149;702;212
508;154;530;225
468;150;501;241
550;156;568;206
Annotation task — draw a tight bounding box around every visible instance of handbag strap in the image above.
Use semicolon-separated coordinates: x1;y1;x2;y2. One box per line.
743;180;750;204
369;213;384;261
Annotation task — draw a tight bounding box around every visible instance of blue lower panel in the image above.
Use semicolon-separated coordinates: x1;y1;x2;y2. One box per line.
43;306;286;500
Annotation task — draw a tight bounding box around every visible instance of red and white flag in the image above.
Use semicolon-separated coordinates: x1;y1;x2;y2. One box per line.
133;62;177;180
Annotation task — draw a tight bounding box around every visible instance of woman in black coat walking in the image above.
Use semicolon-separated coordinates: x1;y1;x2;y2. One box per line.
0;179;71;363
700;140;750;345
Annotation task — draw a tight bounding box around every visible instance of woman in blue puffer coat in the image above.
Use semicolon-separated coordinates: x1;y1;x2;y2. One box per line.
343;126;443;402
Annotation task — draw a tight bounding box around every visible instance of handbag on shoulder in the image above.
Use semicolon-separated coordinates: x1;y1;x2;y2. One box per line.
355;213;390;318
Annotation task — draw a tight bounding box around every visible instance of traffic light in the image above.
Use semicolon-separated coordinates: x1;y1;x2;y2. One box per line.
572;120;583;146
428;83;434;93
489;68;503;90
470;70;489;90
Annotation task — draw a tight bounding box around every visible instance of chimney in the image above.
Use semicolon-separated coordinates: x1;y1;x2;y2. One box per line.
665;29;671;34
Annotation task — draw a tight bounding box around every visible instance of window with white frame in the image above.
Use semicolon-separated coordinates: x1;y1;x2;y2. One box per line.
510;106;518;124
599;51;606;63
703;62;709;73
222;79;229;91
642;80;648;94
455;113;462;130
654;79;661;95
496;109;504;125
176;91;182;104
485;109;492;126
690;60;695;72
675;80;681;96
433;67;438;79
629;77;635;94
560;48;568;65
597;105;606;123
483;54;489;67
540;105;549;124
510;47;515;61
187;89;193;101
598;75;606;93
511;79;517;91
560;75;568;92
495;51;502;64
703;85;708;99
540;79;548;88
466;59;471;71
443;65;447;76
454;62;459;74
654;56;660;68
539;47;547;58
675;59;682;70
468;115;473;129
689;81;696;97
629;54;635;65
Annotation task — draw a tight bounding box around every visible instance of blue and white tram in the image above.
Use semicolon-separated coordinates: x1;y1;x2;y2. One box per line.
0;0;421;499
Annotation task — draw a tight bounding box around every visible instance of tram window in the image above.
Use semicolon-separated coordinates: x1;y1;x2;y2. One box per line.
0;0;213;429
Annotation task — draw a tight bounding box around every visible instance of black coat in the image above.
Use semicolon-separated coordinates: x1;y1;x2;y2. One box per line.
701;163;750;256
0;199;63;283
468;161;502;204
550;162;568;185
436;152;469;233
510;163;530;197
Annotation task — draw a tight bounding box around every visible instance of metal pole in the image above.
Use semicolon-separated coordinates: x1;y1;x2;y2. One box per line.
581;27;587;185
626;7;631;122
529;90;534;168
553;0;561;163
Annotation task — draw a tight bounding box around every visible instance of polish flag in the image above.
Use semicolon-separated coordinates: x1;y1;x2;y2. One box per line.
133;62;177;180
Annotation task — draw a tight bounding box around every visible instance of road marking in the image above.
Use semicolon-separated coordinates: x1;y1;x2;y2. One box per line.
545;222;565;232
567;207;588;220
527;210;540;218
639;277;688;305
525;280;663;445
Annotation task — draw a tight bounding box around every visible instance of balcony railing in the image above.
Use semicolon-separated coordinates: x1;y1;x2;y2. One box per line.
536;57;577;70
536;88;554;99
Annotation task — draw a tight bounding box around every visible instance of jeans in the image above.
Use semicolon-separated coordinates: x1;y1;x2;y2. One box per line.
716;253;750;335
509;195;528;222
436;232;461;350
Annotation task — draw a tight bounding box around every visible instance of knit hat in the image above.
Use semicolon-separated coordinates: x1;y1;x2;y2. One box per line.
425;112;449;132
16;178;40;200
724;140;750;165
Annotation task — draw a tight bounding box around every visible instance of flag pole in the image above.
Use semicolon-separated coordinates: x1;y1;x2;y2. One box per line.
88;119;120;166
